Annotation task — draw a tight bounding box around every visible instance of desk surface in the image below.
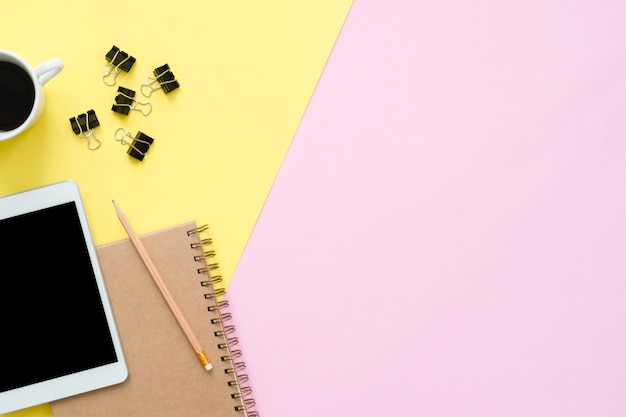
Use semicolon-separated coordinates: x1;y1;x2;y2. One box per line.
0;0;351;288
228;1;626;416
0;1;351;416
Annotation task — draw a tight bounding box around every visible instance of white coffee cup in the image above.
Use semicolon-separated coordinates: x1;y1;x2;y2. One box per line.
0;50;63;141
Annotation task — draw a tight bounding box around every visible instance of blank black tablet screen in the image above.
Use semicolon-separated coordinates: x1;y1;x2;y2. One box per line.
0;202;117;392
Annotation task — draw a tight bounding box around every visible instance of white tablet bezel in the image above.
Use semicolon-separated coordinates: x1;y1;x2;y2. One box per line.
0;180;128;414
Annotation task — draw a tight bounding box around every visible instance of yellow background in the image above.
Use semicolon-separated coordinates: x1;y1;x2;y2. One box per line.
0;1;352;416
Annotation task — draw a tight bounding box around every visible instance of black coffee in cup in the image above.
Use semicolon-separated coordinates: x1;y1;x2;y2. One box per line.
0;61;35;131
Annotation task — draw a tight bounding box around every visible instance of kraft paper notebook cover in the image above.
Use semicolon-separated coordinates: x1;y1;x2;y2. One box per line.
50;221;255;417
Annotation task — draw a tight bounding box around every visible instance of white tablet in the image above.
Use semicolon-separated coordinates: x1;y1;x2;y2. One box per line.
0;180;128;414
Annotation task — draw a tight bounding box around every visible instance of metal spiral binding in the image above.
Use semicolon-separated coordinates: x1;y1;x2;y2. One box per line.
228;372;248;386
188;224;258;416
208;299;229;312
197;262;220;274
205;288;227;299
201;275;223;286
219;337;239;350
212;312;233;324
214;324;236;337
221;349;243;362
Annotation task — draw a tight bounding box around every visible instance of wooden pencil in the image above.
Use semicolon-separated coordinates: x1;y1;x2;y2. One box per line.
112;200;213;371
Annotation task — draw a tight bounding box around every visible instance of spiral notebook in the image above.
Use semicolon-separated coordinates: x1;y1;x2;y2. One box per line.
50;221;256;417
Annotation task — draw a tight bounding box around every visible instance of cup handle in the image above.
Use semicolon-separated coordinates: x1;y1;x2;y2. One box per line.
34;58;64;85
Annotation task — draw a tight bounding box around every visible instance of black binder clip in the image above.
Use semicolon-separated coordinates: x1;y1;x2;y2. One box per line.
69;109;102;150
141;64;179;97
114;128;154;161
103;46;136;86
112;86;152;116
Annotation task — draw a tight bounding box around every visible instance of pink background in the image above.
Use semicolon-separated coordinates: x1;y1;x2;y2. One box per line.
228;1;626;415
